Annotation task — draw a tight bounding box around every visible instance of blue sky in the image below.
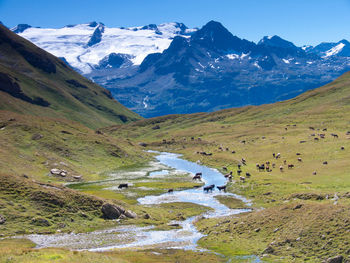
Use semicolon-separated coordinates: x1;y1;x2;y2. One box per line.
1;0;349;46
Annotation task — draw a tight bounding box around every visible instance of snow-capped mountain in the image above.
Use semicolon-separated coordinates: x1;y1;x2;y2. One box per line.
15;21;196;74
12;20;350;117
307;39;350;58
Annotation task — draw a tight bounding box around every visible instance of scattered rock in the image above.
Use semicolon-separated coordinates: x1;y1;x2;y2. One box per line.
254;228;261;232
143;213;151;219
31;133;43;140
31;217;51;226
124;210;137;219
293;204;303;210
95;130;103;135
50;168;61;175
138;142;148;147
0;215;6;224
152;125;160;130
325;255;343;263
101;203;124;219
73;175;82;180
262;246;275;254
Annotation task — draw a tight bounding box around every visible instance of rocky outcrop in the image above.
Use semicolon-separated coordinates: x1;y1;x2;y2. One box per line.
325;255;343;263
0;214;5;224
101;203;137;219
50;168;67;177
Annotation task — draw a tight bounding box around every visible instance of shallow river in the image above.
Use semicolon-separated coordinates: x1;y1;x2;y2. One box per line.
21;151;258;260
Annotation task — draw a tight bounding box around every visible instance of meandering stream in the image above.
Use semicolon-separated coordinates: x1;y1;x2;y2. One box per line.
21;151;255;255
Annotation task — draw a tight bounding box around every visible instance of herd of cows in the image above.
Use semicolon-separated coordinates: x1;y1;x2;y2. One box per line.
114;126;347;195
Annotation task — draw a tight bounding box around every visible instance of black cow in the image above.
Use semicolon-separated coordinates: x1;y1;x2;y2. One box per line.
118;183;128;189
217;185;226;191
204;184;215;193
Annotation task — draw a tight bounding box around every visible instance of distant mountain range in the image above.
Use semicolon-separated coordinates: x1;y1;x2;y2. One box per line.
12;21;350;117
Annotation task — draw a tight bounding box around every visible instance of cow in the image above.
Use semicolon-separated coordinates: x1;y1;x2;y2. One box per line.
280;166;284;172
298;158;302;162
296;153;301;156
168;189;174;193
239;176;246;182
222;167;228;171
258;164;265;171
288;164;294;169
224;171;232;178
276;153;281;159
312;171;317;175
193;175;201;180
284;160;287;165
204;184;215;193
237;170;242;175
323;161;328;165
246;172;251;177
331;133;339;138
341;146;345;150
217;185;226;191
118;183;128;189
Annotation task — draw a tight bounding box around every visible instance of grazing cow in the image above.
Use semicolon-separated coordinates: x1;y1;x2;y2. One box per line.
331;133;339;138
238;164;242;169
276;153;281;159
284;160;287;165
300;140;307;143
323;161;328;165
341;146;345;150
228;175;232;181
266;161;270;165
279;166;284;172
288;164;294;169
118;183;128;189
193;174;202;180
217;185;227;191
266;166;271;172
168;189;174;193
309;127;315;130
241;158;246;165
204;184;215;193
319;134;325;139
222;167;228;171
310;133;316;137
298;158;302;162
314;137;319;141
246;172;251;177
258;164;265;171
272;163;276;168
285;127;288;131
239;176;246;182
312;171;317;175
273;153;276;158
224;171;232;178
323;128;327;131
296;153;301;156
346;131;350;135
237;170;242;175
232;151;236;154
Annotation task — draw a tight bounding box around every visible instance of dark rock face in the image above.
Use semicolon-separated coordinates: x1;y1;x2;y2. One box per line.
326;255;343;263
12;24;32;33
101;203;124;219
0;72;50;107
31;217;51;226
87;24;104;47
96;53;133;69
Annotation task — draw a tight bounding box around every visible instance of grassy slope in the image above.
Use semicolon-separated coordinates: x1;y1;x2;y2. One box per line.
105;71;350;262
0;25;141;129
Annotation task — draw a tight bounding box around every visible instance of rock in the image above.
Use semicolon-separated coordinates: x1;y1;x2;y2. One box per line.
143;213;151;219
152;125;160;130
50;168;62;175
101;203;124;219
73;175;82;180
31;217;51;226
293;204;303;210
31;133;43;140
124;210;137;219
0;215;6;224
262;246;275;254
254;228;261;232
326;255;343;263
138;142;148;147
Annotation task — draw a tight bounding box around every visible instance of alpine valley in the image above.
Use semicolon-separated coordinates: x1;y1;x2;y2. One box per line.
14;21;350;117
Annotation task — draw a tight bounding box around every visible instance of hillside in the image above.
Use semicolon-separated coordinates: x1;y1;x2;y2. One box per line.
0;24;141;129
105;71;350;261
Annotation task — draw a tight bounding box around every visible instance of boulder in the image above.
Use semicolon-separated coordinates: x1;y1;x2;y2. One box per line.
124;210;137;219
326;255;343;263
50;168;62;175
31;217;51;226
31;133;43;140
0;215;5;224
262;246;275;254
101;203;124;219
